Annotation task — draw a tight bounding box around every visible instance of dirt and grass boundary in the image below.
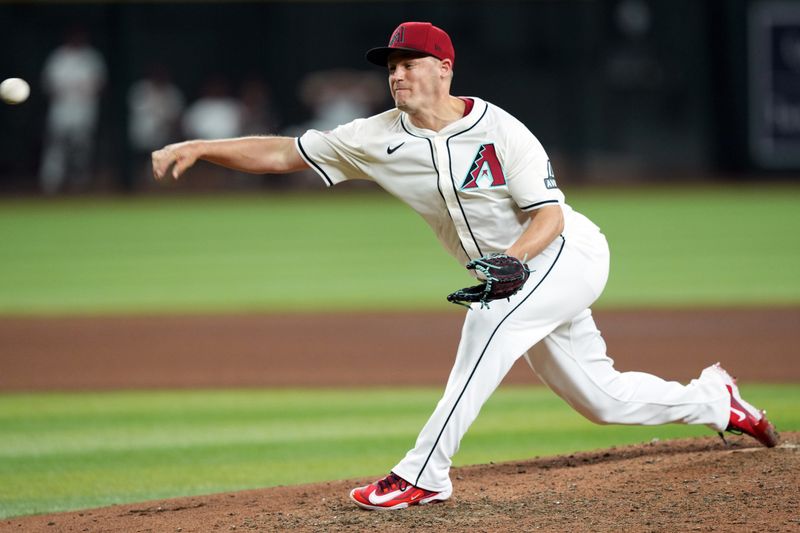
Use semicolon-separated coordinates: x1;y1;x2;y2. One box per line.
1;307;798;531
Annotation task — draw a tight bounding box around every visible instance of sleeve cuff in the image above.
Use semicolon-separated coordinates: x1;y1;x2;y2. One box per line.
519;199;559;211
295;137;334;187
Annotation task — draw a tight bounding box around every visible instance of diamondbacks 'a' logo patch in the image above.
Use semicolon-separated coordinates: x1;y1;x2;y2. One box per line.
544;160;558;189
389;27;405;46
461;144;506;190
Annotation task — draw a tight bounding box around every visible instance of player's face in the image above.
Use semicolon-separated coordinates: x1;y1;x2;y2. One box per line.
387;52;445;113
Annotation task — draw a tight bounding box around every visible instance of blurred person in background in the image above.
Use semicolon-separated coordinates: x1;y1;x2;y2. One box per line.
182;76;242;141
128;64;185;186
180;76;244;186
39;26;107;195
289;69;386;134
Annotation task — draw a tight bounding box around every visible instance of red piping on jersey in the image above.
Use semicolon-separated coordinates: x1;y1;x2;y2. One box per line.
459;97;474;117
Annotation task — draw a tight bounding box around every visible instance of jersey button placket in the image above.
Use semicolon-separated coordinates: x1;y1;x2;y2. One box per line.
434;136;480;259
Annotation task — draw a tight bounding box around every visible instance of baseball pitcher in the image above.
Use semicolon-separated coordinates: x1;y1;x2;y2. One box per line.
152;21;778;511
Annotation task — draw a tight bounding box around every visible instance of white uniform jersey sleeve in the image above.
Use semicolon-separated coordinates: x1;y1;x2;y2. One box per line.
494;106;565;211
296;117;378;186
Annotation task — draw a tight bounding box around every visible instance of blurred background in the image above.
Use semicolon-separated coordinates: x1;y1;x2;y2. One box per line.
1;0;799;195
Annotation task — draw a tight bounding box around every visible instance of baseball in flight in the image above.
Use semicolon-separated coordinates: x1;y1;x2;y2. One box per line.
0;78;30;105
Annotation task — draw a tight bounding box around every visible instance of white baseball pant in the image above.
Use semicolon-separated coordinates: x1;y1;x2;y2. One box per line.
392;228;731;493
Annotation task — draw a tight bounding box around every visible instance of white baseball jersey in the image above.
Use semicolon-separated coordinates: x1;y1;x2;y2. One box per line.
297;97;598;266
296;97;731;495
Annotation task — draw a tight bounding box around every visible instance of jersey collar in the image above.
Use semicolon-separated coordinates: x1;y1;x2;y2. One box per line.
400;96;487;138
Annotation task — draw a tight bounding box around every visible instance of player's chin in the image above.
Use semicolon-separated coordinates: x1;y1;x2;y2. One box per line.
393;92;410;108
394;99;413;113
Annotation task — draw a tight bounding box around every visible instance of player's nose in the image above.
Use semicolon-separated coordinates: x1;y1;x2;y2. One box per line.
389;66;404;81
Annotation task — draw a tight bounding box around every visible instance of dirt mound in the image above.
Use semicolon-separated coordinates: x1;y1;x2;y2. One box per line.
6;433;798;532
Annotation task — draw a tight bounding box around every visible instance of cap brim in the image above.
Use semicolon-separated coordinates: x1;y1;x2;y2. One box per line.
365;46;431;67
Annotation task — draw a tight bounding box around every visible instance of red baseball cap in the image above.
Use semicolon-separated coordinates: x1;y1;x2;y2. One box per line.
366;22;455;67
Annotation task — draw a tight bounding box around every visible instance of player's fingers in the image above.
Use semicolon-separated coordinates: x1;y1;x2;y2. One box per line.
172;154;196;180
151;148;174;180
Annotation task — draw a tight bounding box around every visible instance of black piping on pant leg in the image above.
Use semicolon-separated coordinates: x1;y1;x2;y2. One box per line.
414;236;566;486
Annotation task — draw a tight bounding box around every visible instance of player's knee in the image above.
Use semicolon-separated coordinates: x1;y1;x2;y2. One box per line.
585;410;617;425
576;397;622;425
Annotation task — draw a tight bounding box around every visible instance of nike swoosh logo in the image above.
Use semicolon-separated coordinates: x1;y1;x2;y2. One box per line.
410;492;422;501
387;142;405;154
368;488;406;505
731;406;746;422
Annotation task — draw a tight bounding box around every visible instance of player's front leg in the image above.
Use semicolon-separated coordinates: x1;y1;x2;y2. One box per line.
388;297;543;496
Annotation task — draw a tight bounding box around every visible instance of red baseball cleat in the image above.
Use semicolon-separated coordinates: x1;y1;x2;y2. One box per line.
709;363;779;448
349;472;451;510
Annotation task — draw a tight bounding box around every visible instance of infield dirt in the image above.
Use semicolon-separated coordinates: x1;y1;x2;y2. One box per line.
4;435;799;532
1;308;798;390
1;308;798;531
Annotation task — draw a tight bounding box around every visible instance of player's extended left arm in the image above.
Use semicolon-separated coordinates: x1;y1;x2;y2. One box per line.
505;205;564;262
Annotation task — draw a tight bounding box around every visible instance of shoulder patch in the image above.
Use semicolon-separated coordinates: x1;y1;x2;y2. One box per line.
544;160;558;189
461;144;507;190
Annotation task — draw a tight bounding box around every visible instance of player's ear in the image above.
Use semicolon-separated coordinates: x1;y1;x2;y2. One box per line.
439;58;454;79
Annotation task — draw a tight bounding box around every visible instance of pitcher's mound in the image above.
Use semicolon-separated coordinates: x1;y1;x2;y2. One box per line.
7;433;798;532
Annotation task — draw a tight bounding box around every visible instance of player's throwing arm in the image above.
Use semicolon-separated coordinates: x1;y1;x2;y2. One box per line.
152;136;308;181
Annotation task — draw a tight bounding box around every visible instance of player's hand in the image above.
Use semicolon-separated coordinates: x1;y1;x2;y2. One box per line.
152;141;200;181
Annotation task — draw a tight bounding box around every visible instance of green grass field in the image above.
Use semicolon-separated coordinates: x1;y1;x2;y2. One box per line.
0;185;798;314
1;385;798;519
1;185;798;518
